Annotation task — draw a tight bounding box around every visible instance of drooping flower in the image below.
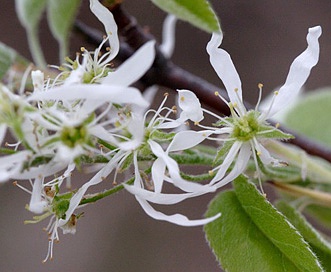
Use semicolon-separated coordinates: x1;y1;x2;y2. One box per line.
204;26;321;187
15;164;76;262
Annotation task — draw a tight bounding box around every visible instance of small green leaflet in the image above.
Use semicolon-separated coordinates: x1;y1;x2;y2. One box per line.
151;0;220;33
204;176;323;272
0;43;28;81
47;0;81;63
15;0;47;67
15;0;81;66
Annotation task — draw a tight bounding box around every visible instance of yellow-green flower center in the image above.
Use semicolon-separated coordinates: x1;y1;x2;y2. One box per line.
232;111;259;141
61;125;89;148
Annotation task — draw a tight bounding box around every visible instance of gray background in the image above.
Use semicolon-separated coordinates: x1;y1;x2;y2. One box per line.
0;0;331;271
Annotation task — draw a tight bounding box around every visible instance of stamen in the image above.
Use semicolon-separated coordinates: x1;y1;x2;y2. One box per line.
214;91;230;108
255;83;264;111
262;90;279;120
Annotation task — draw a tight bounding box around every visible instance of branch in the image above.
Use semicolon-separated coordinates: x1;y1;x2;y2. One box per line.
75;5;331;164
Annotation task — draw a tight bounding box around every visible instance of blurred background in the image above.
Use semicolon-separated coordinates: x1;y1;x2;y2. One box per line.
0;0;331;271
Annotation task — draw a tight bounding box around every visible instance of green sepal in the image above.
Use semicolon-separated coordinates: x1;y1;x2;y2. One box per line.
277;200;331;271
257;155;302;182
52;192;73;220
150;129;175;142
257;125;294;140
170;151;213;165
213;140;235;166
150;0;220;33
118;152;133;172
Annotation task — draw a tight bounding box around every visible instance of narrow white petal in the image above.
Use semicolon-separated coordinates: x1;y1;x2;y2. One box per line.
168;130;212;152
135;196;221;226
254;140;280;166
31;70;44;92
0;151;31;182
29;177;47;214
58;151;124;227
207;32;244;111
151;158;166;193
28;85;149;108
266;26;322;118
210;141;242;185
160;15;177;58
124;183;209;204
102;41;155;86
214;143;251;189
177;89;204;123
89;0;119;62
149;140;215;193
13;161;68;180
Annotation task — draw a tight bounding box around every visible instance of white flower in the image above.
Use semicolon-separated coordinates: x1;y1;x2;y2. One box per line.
205;26;321;187
56;91;218;227
62;0;155;86
15;164;76;262
122;92;218;226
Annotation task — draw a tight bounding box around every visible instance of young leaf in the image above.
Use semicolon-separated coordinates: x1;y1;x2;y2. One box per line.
277;200;331;270
150;0;220;33
284;88;331;148
204;176;323;271
47;0;81;63
15;0;47;67
0;43;29;81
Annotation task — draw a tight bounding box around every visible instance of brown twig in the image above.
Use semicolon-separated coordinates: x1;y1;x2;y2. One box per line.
75;5;331;164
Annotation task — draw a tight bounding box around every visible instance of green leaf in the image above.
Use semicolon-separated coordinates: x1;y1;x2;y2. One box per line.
15;0;47;67
151;0;220;33
204;176;323;271
0;43;29;81
47;0;81;63
284;87;331;148
277;200;331;271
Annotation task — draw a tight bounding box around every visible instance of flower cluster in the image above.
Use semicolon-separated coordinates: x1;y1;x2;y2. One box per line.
0;0;321;262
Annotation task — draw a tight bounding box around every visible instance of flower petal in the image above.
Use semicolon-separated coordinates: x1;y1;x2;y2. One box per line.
266;26;322;118
151;157;166;193
160;15;177;58
0;151;31;182
29;176;48;214
102;41;155;86
207;32;244;112
28;84;149;108
135;196;221;226
58;151;124;227
167;130;212;152
149;140;215;193
177;89;204;123
31;70;44;93
124;182;204;205
210;141;242;185
89;0;119;62
214;142;251;189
